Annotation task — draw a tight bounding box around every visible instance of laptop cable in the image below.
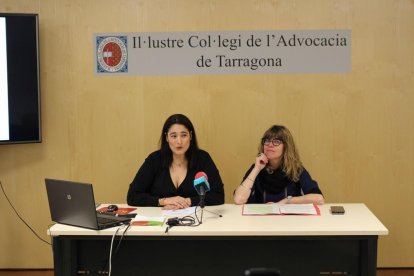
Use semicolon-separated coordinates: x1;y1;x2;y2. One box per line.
108;223;130;276
0;180;51;246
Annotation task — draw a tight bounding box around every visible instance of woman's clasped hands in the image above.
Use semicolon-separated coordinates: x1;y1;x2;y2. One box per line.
162;196;191;210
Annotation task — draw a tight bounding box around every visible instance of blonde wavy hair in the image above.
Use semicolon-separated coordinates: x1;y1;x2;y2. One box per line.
258;125;303;182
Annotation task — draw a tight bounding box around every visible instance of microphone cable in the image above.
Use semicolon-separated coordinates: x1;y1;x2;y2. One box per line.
165;215;199;233
165;204;205;233
0;180;51;246
194;204;203;224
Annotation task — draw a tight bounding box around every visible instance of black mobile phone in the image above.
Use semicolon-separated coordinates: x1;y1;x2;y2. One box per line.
331;206;345;215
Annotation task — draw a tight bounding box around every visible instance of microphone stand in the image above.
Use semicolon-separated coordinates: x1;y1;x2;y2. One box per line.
200;207;204;224
198;194;205;224
196;204;222;225
195;183;223;223
194;206;223;225
200;208;223;218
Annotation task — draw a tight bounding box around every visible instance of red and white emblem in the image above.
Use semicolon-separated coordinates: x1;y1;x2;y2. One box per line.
97;37;127;73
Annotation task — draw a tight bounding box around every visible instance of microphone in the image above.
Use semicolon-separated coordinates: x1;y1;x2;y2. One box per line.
194;172;210;208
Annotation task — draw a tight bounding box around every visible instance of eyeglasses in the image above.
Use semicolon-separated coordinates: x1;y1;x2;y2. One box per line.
261;138;283;147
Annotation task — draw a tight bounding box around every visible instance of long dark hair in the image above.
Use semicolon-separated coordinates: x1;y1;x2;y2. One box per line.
159;114;200;169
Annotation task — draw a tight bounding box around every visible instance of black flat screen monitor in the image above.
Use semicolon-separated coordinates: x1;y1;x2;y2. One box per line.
0;13;41;145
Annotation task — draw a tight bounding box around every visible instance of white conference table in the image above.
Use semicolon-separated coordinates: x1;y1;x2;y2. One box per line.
49;203;388;276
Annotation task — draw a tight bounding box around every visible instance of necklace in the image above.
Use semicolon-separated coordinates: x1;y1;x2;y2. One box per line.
172;159;187;168
266;163;280;174
173;162;183;167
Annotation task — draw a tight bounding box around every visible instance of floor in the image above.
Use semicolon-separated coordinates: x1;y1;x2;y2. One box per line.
377;269;414;276
0;268;413;275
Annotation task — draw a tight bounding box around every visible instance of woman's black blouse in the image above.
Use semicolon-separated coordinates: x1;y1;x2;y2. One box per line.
127;150;225;207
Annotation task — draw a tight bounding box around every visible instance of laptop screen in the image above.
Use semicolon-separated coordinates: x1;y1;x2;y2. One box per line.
45;178;100;229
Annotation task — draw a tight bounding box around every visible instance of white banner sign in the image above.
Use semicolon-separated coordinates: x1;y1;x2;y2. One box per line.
94;30;351;75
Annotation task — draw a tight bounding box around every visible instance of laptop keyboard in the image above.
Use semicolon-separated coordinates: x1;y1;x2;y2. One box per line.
97;216;118;224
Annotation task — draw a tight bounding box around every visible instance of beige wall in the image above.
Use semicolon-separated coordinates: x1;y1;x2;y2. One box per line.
0;0;413;268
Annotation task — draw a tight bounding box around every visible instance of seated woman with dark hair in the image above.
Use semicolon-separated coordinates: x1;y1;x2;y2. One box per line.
127;114;225;210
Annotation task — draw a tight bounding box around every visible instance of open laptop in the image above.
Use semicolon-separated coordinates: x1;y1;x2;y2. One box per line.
45;178;131;230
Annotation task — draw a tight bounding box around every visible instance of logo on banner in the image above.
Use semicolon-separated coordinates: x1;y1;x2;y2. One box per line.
96;36;128;73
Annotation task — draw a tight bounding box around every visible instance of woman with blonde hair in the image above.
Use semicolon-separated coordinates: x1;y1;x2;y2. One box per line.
234;125;324;205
